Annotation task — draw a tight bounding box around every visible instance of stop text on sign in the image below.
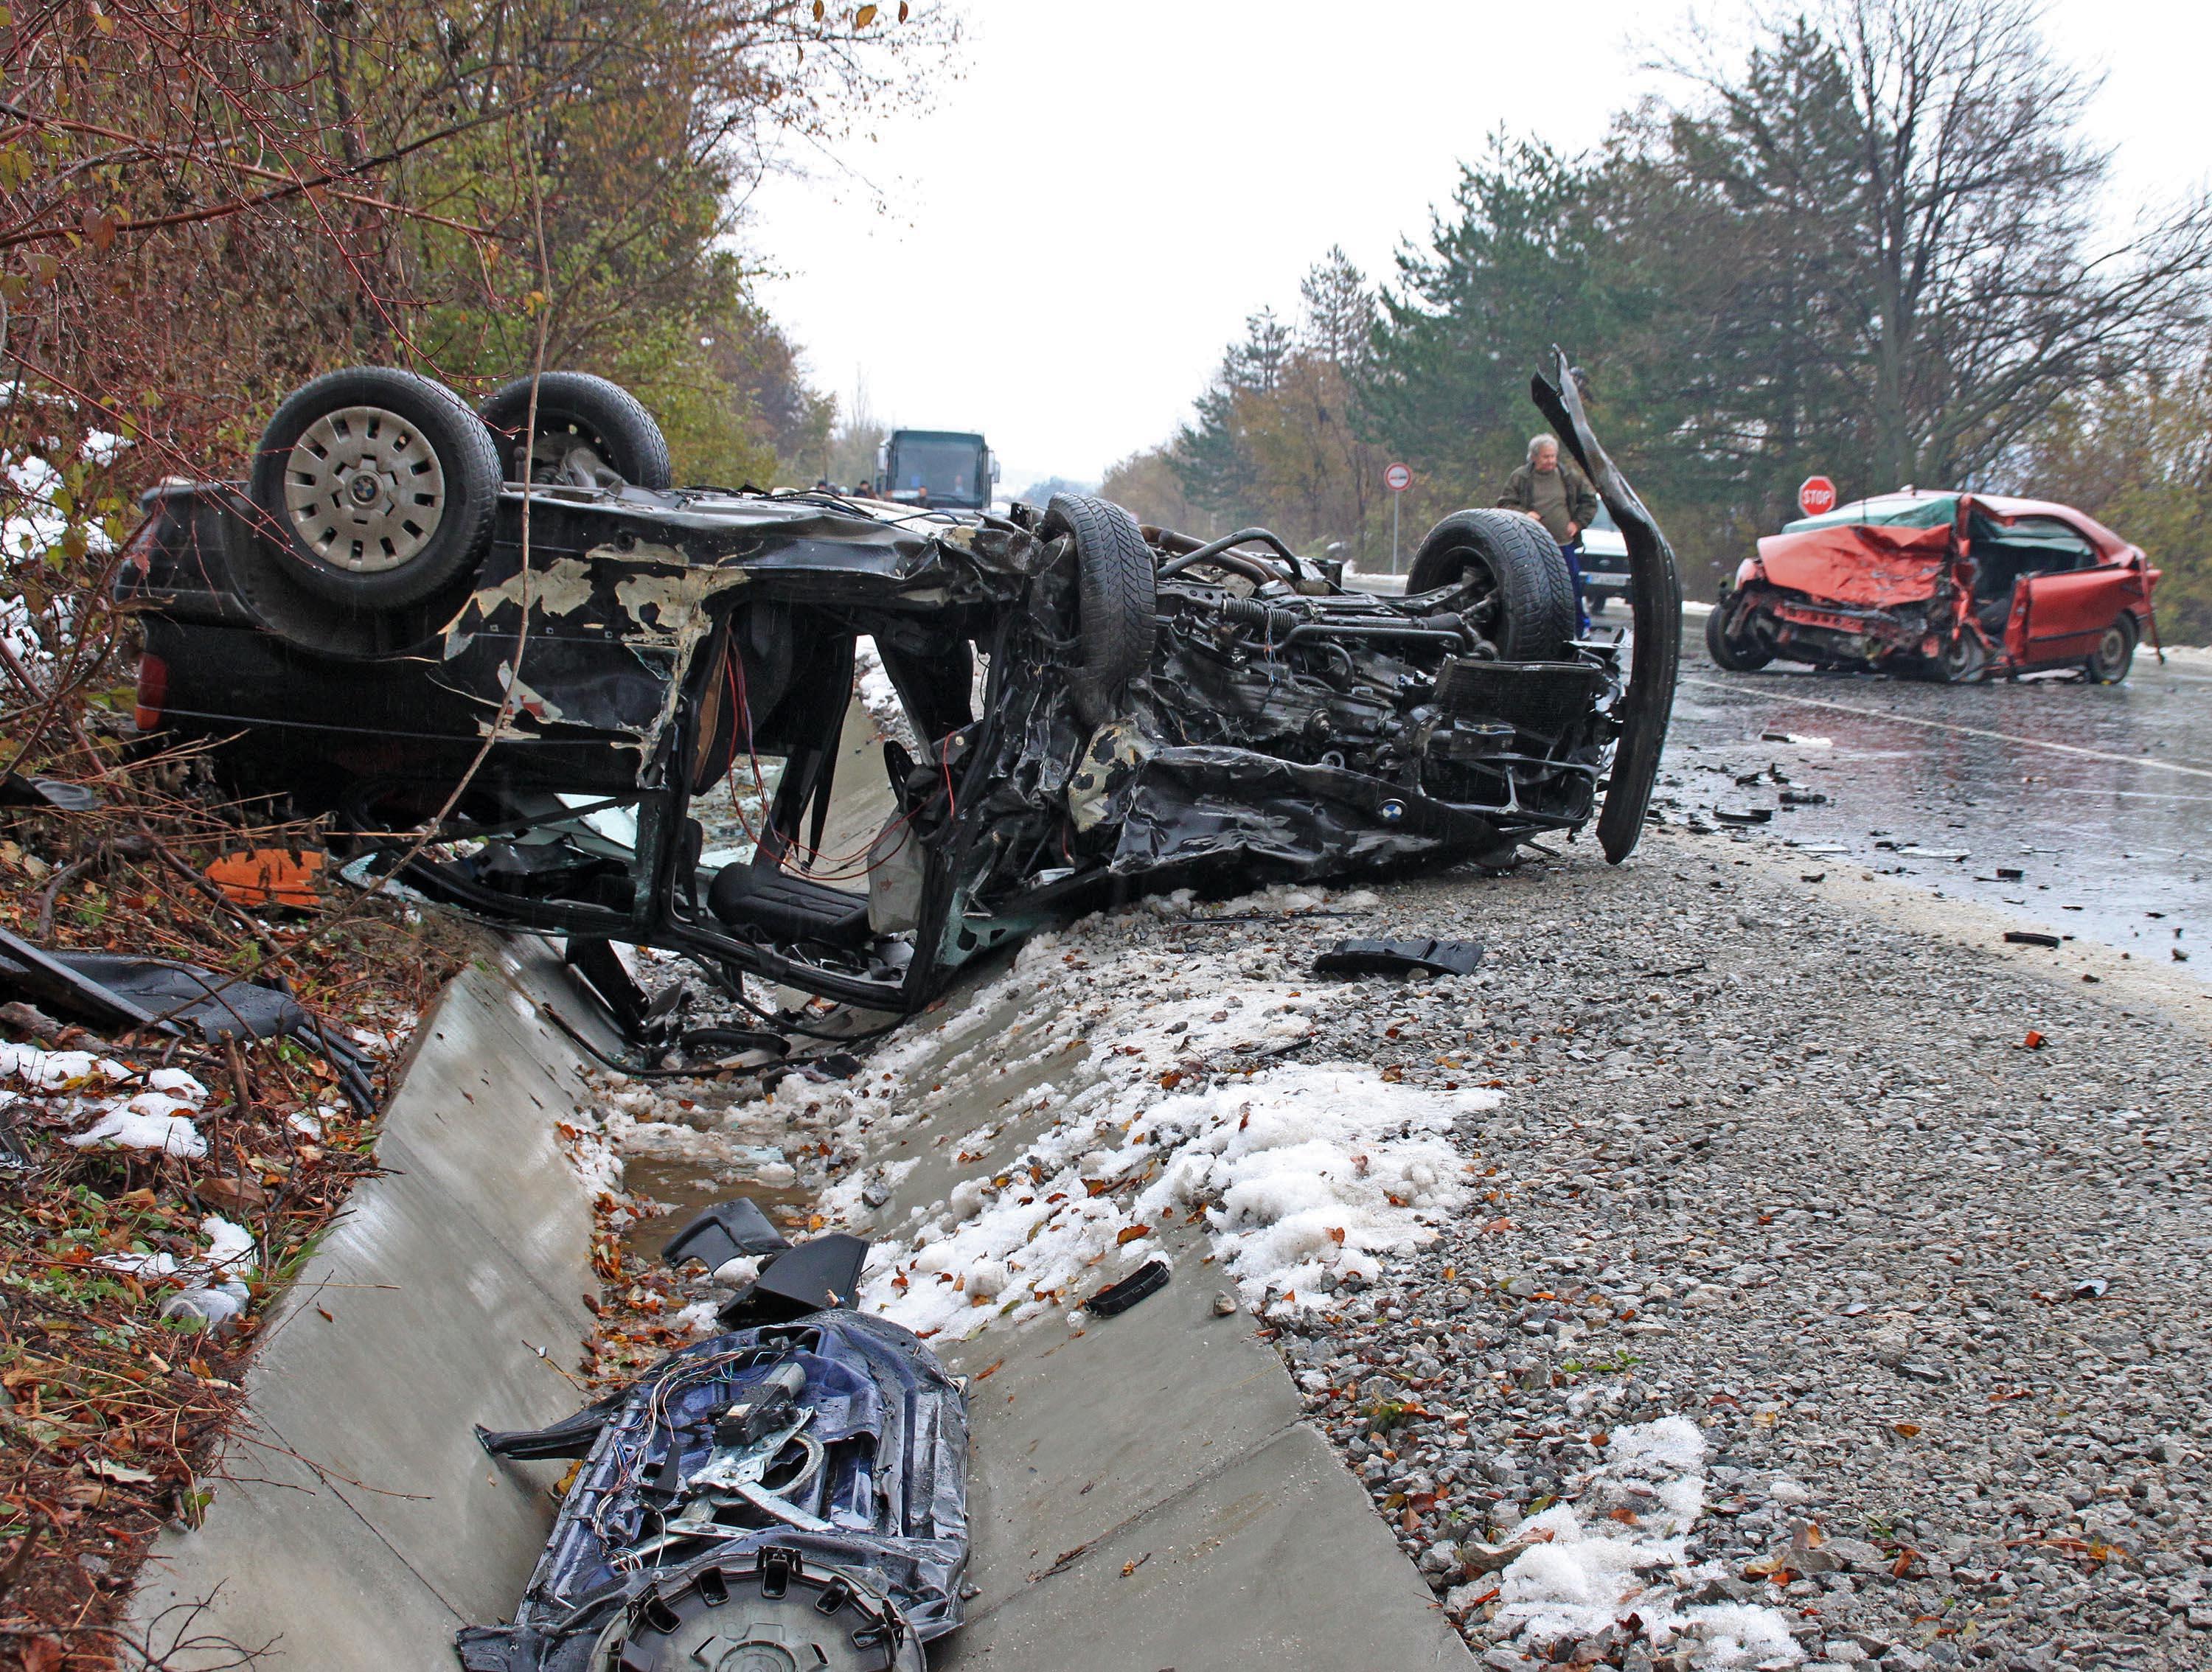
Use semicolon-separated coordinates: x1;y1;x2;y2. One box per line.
1798;476;1837;517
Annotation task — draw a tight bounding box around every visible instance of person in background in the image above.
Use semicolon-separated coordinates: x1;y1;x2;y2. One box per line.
1498;434;1597;633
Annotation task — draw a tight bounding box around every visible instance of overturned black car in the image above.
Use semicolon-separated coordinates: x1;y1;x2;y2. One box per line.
118;352;1680;1030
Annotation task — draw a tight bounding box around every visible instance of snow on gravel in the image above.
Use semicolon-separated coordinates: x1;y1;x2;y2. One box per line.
1477;1418;1801;1666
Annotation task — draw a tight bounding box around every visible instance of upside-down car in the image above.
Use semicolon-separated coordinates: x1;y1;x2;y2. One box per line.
117;352;1680;1044
1706;490;2159;683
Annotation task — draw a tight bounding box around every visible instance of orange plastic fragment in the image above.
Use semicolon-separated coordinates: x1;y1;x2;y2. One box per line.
205;848;324;908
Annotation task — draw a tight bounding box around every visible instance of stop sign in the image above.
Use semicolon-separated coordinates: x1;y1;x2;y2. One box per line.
1385;462;1412;492
1798;476;1838;517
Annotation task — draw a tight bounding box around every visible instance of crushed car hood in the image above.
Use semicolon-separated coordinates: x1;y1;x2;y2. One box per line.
1753;520;1955;607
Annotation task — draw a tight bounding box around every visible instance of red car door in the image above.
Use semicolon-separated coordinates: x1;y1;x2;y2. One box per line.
2008;566;2144;667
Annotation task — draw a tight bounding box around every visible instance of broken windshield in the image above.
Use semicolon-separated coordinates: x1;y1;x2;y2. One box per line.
1784;493;1960;533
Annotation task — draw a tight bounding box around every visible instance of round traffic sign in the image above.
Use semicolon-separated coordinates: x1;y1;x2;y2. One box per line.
1385;462;1412;493
1798;475;1837;517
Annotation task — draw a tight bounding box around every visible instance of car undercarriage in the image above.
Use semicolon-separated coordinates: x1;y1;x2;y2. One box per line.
120;352;1681;1059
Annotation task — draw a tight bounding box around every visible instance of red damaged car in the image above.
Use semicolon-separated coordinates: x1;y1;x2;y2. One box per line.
1705;490;2160;683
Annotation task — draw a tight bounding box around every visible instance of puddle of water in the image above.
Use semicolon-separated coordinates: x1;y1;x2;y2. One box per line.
619;1155;814;1262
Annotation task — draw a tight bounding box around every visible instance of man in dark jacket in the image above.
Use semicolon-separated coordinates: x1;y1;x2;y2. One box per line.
1498;435;1598;632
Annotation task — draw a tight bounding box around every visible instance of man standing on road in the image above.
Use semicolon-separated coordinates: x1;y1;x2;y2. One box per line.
1498;435;1597;633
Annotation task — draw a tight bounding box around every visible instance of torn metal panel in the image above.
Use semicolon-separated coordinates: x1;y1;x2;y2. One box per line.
1530;346;1682;863
1103;747;1509;881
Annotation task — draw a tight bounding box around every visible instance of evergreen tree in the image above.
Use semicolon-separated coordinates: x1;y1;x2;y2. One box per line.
1358;136;1614;515
1299;248;1377;372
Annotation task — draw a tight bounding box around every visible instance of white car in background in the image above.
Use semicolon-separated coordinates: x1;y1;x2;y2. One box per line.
1580;502;1634;613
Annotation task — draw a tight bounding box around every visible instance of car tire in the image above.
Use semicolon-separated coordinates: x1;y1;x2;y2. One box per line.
479;371;673;490
1935;630;1990;684
247;365;501;610
1407;509;1576;661
1704;596;1773;671
2084;616;2138;684
1044;492;1157;725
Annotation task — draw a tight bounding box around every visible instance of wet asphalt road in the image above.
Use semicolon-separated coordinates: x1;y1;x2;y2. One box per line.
1655;611;2212;980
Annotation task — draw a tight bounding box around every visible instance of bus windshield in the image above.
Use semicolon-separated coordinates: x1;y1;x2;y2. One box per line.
887;436;986;506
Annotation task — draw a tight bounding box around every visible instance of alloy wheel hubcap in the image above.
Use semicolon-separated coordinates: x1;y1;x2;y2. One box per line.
282;404;446;573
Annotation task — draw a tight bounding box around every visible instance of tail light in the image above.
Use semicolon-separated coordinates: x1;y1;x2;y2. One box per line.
134;652;167;731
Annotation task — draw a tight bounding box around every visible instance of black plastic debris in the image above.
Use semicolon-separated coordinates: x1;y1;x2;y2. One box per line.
0;772;98;812
1085;1258;1170;1318
718;1233;872;1328
0;924;375;1111
664;1197;792;1272
1312;936;1486;980
2004;930;2062;949
1997;866;2025;881
1712;807;1773;826
462;1306;967;1671
1779;790;1828;806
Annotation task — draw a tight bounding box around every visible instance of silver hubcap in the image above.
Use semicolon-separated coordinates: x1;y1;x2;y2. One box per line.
282;404;445;573
2099;627;2125;667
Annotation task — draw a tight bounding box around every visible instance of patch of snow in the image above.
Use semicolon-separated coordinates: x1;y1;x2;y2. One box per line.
1135;1065;1490;1308
200;1215;257;1275
765;894;1497;1342
145;1067;208;1102
853;636;916;746
1473;1416;1803;1667
69;1102;206;1158
670;1298;723;1337
1;1044;131;1090
97;1250;180;1278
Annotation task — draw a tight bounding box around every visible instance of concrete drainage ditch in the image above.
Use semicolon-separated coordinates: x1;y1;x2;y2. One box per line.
125;932;1474;1670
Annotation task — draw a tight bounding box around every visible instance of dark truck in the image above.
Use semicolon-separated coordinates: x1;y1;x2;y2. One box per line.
870;429;998;510
116;354;1680;1054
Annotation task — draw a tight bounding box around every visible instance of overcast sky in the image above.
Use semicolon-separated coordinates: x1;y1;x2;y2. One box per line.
743;0;2212;492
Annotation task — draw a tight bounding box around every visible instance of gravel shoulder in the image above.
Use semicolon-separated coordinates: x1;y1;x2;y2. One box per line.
1276;830;2211;1672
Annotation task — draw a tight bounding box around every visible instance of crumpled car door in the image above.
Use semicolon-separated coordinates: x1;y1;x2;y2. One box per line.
2007;566;2145;667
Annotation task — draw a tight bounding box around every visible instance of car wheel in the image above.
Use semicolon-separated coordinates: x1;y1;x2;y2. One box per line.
248;365;501;610
1935;630;1989;684
1406;509;1576;661
1043;492;1157;726
1703;596;1773;671
2084;616;2137;684
479;371;673;490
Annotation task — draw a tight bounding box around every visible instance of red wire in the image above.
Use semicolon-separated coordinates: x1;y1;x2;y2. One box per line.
711;633;927;884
